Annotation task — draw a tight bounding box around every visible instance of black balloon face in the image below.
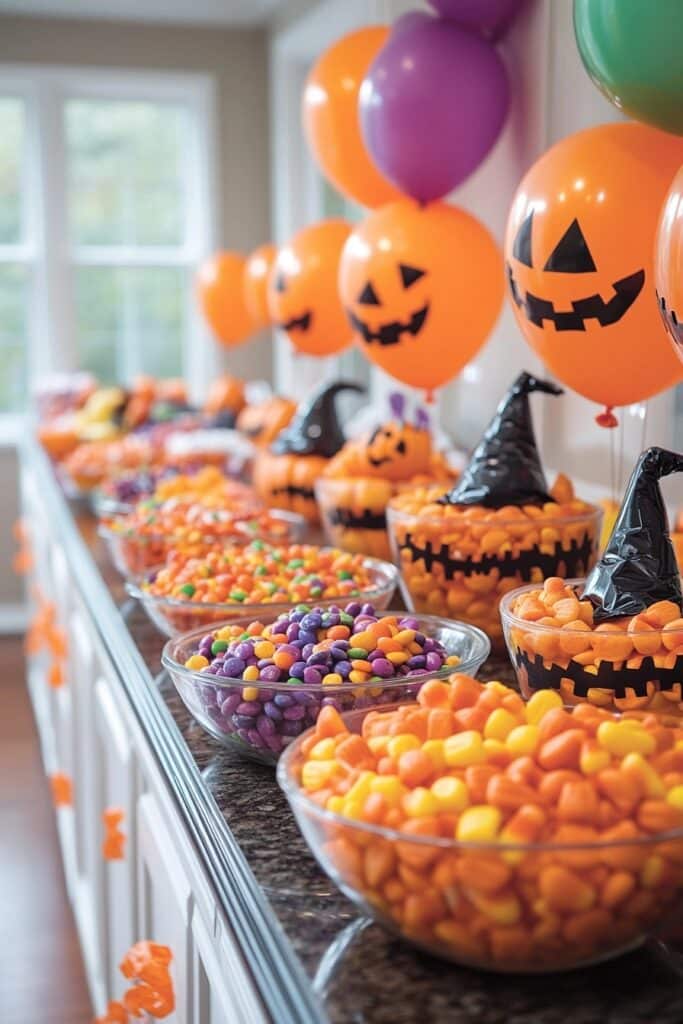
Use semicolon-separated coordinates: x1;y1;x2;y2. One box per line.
507;210;645;332
346;262;430;347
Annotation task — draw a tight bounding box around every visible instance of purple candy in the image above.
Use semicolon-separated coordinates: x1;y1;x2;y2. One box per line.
220;693;241;717
264;700;283;721
290;660;307;678
247;728;266;748
281;719;303;736
260;664;283;682
283;704;305;721
257;714;275;738
371;658;395;678
425;651;444;671
294;690;317;706
286;623;300;641
233;714;256;730
303;666;322;686
335;660;352;677
235;642;253;660
273;693;294;709
407;655;426;669
236;701;260;716
223;657;245;677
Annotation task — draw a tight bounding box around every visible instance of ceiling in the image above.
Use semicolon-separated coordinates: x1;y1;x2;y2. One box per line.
0;0;285;26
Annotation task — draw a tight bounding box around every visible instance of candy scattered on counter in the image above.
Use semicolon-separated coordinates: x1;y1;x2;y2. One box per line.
177;604;459;758
292;675;683;970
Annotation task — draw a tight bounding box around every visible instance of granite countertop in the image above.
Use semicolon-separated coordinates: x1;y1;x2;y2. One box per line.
71;505;683;1024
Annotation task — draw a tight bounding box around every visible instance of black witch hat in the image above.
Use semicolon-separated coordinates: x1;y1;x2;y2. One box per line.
271;380;365;458
439;371;563;507
582;447;683;621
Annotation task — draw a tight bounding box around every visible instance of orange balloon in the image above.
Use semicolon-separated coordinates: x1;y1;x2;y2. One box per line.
505;122;683;409
268;219;353;357
655;164;683;362
338;198;503;395
243;243;277;329
302;27;403;209
196;251;257;348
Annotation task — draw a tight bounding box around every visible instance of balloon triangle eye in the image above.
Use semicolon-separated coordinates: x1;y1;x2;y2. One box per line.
399;264;426;289
544;218;596;273
512;210;534;268
358;281;380;305
274;272;287;293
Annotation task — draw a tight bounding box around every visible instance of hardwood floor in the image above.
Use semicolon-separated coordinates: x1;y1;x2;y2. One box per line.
0;635;92;1024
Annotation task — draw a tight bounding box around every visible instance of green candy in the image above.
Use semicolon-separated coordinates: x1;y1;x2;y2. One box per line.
288;558;304;569
339;612;354;625
211;639;228;655
255;565;267;576
287;676;303;686
230;588;247;602
180;583;196;597
348;647;368;659
338;570;353;580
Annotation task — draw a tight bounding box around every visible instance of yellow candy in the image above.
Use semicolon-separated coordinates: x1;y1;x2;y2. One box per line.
506;724;540;756
403;787;440;818
346;771;376;803
580;744;611;775
367;735;390;755
254;640;275;659
483;738;508;760
387;651;410;666
484;708;519;741
387;734;421;758
369;775;404;806
241;686;259;702
242;665;260;682
431;776;469;811
622;752;665;797
468;890;521;925
394;629;416;645
597;721;656;757
326;795;344;814
422;739;447;770
667;784;683;811
525;689;563;724
444;730;485;767
302;760;338;791
309;737;337;760
322;672;343;687
456;805;502;842
185;654;209;670
640;854;664;888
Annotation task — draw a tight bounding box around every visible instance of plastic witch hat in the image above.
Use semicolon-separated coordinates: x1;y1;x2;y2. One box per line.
271;380;364;457
582;446;683;621
439;371;563;507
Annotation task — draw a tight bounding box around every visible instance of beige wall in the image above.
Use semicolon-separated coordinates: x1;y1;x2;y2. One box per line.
0;14;273;608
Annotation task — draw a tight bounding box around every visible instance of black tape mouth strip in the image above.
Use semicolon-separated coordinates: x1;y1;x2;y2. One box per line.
506;263;644;331
326;506;387;531
347;304;429;346
271;484;315;501
400;531;594;581
512;645;682;699
278;311;312;332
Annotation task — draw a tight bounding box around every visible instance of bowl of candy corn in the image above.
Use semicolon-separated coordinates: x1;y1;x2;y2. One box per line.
279;675;683;972
162;604;488;764
128;543;400;636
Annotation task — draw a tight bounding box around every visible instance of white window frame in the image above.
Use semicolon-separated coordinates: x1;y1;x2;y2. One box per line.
0;63;220;441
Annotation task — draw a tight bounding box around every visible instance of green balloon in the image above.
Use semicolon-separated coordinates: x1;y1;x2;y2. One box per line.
574;0;683;135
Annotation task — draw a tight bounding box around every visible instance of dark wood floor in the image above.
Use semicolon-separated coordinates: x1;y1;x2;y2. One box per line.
0;635;92;1024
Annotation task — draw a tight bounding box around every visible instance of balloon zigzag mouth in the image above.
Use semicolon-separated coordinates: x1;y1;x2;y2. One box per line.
506;263;644;331
347;303;429;346
279;311;312;332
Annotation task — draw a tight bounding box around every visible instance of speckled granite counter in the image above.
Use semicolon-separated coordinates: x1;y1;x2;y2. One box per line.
73;503;683;1024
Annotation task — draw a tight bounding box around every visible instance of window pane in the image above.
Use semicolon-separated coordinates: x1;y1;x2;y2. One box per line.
0;98;25;245
74;266;185;383
65;100;188;247
0;263;29;411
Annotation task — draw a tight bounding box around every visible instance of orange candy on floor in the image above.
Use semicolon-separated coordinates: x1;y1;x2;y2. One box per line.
292;674;683;971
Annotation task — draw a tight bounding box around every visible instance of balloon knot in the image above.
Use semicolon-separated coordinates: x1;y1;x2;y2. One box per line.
424;388;436;405
596;406;619;429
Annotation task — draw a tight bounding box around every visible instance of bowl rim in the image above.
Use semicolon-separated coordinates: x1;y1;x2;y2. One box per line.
125;553;400;613
384;499;603;528
100;504;306;543
277;703;683;853
499;577;683;637
160;609;490;694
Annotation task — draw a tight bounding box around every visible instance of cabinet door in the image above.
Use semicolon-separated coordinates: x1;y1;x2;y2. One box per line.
191;913;241;1024
137;792;193;1023
95;674;138;1000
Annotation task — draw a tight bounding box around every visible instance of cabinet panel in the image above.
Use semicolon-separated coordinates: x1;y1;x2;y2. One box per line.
192;914;239;1024
95;674;138;1000
137;792;193;1023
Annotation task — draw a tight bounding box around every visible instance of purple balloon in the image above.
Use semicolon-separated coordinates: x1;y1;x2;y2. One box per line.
428;0;524;42
360;13;509;203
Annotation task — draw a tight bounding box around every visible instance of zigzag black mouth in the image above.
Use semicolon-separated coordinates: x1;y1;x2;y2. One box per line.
278;311;312;332
271;484;315;501
347;304;429;346
506;263;644;331
400;531;595;581
656;290;683;349
325;506;387;531
512;645;683;700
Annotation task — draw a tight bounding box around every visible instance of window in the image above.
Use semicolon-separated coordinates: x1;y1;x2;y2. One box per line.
0;68;216;416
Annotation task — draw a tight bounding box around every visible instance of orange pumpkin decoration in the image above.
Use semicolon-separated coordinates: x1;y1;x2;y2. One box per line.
316;395;454;558
236;395;296;448
339;199;503;397
253;381;364;524
203;375;247;427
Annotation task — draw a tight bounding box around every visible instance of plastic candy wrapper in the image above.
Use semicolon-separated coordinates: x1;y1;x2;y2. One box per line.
582;446;683;620
439;371;563;508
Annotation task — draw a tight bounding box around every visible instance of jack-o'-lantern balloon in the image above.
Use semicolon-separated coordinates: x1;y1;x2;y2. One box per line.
655;164;683;362
243;243;277;328
236;395;296;448
339;199;503;397
253;380;364;523
196;251;258;348
268;220;353;357
506;122;683;413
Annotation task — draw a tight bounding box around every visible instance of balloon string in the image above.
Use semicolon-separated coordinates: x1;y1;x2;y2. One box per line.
618;412;625;496
609;427;616;504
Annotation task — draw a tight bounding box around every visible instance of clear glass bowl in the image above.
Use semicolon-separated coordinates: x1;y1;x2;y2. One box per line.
92;491;134;519
316;476;396;561
162;612;489;765
127;555;400;638
98;509;306;581
278;704;683;972
386;501;602;653
501;579;683;718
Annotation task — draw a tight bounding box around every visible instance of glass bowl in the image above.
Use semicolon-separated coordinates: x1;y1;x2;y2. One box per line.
278;704;683;972
92;491;134;519
162;612;489;765
98;508;306;580
127;555;400;638
501;579;683;718
315;477;398;561
386;500;602;653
